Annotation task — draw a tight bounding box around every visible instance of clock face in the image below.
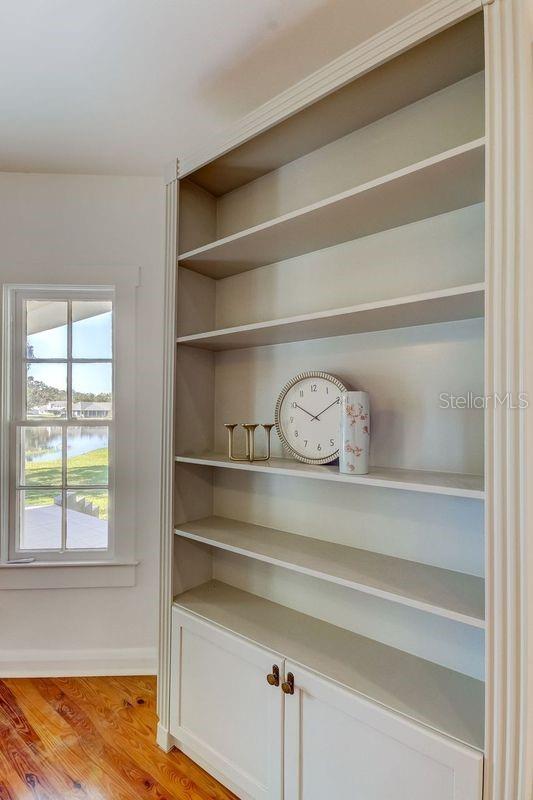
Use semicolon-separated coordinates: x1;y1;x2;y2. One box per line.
275;372;347;464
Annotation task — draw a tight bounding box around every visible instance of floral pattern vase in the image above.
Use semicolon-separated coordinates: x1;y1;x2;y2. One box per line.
339;391;370;475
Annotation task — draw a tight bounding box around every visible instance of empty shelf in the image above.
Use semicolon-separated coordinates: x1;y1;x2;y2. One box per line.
177;284;485;350
175;516;484;627
173;580;484;749
178;139;485;278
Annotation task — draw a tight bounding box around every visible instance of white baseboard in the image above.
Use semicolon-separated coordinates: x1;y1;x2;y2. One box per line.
0;646;158;678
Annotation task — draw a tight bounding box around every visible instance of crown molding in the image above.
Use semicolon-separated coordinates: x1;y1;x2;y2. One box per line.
164;158;179;186
178;0;482;178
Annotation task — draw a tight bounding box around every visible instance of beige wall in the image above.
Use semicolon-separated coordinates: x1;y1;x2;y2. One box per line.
0;173;165;673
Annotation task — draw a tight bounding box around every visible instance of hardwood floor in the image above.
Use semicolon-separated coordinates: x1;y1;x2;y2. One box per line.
0;676;238;800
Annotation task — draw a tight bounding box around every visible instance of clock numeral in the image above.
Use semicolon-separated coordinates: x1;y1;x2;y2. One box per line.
326;386;329;394
291;402;297;408
317;443;322;451
290;416;294;423
299;390;304;398
304;440;308;447
330;439;334;446
311;384;317;392
294;430;299;437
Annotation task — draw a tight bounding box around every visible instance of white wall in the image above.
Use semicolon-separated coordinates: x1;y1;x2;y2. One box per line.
0;173;165;675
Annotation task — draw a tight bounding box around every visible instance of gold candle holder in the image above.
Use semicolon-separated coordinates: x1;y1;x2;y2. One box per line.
225;423;274;462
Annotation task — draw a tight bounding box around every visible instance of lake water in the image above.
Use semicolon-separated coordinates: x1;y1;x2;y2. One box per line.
26;428;108;462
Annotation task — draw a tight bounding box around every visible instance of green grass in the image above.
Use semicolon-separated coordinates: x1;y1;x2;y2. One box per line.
24;447;109;519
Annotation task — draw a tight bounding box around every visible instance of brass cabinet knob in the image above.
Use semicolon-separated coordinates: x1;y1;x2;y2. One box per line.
281;672;295;695
266;665;280;687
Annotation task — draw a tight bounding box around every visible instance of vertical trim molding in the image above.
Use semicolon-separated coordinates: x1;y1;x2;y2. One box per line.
157;178;178;743
484;1;531;798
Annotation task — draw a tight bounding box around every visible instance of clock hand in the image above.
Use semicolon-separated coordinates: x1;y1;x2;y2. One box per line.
294;403;319;421
313;398;340;419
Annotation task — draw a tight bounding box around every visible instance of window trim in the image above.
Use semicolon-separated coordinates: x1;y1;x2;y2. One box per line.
0;284;131;571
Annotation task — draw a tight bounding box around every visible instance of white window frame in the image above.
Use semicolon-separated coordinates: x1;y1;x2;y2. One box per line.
0;282;138;587
10;287;114;562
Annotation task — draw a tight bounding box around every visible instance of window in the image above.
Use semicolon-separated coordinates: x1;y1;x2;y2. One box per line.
6;288;114;562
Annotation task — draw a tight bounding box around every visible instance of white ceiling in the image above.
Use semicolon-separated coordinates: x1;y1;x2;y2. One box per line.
0;0;424;176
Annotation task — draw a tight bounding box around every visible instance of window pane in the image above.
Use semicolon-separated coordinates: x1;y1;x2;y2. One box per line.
26;300;67;359
66;490;108;550
72;363;112;419
72;301;112;359
26;363;67;419
20;426;63;486
67;427;108;486
19;489;62;550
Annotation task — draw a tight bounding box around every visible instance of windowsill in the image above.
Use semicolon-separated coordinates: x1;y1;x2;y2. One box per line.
0;559;138;590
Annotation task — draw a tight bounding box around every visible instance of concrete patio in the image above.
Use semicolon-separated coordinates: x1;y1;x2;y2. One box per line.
21;504;108;550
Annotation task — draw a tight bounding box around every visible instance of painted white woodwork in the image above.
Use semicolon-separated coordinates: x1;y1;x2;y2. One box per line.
174;516;484;627
214;550;484;681
177;268;216;336
157;178;178;738
172;535;213;598
180;5;484;181
0;646;156;679
214;72;484;239
175;346;215;457
188;16;483;195
173;580;484;749
482;2;533;798
175;454;484;499
211;204;484;334
170;608;283;800
156;3;533;797
283;662;483;800
178;139;484;278
178;179;217;257
213;469;485;576
177;284;484;351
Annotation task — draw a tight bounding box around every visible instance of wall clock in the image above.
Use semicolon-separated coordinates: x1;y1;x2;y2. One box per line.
275;371;348;465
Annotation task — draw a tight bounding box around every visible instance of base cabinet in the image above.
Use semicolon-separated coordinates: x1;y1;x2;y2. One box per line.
170;609;284;800
170;608;483;800
283;663;482;800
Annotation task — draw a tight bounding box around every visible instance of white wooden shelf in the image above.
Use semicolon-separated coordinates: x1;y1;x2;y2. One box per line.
173;580;484;749
183;15;484;192
177;284;485;351
175;453;484;499
175;516;485;627
178;139;485;278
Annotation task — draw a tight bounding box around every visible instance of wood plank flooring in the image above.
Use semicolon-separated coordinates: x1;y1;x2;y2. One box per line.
0;676;238;800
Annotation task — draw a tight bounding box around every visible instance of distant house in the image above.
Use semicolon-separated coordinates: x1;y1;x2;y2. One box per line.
73;402;112;418
31;401;111;418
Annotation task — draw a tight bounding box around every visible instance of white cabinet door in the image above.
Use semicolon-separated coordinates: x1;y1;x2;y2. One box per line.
170;608;284;800
283;663;483;800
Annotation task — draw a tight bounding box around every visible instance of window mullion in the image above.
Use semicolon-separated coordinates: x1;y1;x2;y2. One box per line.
67;300;73;420
61;425;67;552
62;300;72;553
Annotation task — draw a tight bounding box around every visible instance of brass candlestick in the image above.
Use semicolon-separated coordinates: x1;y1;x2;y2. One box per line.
225;423;274;462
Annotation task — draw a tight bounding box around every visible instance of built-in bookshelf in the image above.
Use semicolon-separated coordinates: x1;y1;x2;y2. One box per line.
174;580;484;749
165;10;489;792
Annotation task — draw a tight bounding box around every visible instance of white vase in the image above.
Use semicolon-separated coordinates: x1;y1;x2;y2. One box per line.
339;391;370;475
